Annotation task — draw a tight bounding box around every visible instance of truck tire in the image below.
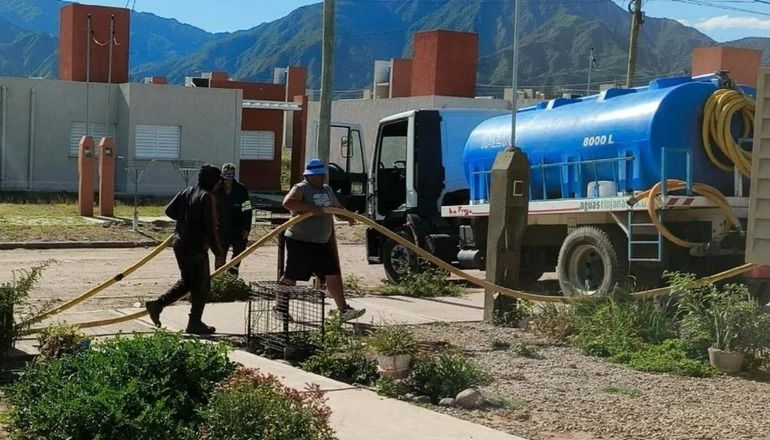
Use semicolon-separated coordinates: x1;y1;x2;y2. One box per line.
383;227;418;284
557;226;624;296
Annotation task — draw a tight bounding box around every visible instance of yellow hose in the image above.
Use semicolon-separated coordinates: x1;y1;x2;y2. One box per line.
702;88;754;177
23;208;758;334
22;234;175;326
632;180;742;248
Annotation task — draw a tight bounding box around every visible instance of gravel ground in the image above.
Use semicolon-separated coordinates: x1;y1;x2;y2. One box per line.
407;322;770;440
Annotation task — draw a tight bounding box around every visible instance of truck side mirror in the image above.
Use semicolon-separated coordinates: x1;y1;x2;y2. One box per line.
340;136;351;159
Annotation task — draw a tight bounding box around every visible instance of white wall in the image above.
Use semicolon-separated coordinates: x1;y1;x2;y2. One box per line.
306;95;525;161
0;76;242;196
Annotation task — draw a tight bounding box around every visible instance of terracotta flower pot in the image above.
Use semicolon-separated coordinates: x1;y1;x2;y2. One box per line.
707;347;745;374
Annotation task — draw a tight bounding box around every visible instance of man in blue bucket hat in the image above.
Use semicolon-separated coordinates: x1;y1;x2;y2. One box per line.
278;158;365;322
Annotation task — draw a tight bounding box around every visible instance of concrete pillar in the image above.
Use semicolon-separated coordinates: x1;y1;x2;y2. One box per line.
78;136;95;216
98;137;115;217
484;147;530;321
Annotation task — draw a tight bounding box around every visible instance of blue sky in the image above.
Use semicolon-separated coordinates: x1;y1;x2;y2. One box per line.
74;0;769;42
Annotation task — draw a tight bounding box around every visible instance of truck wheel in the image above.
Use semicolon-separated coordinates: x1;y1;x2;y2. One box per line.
383;227;418;284
557;226;624;296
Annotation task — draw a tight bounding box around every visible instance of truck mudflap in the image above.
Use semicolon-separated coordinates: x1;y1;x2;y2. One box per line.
366;227;383;264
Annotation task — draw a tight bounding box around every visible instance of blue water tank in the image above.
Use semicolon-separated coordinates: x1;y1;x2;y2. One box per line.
463;76;755;202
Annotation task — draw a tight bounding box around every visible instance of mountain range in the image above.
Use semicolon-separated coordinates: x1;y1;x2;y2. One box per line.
0;0;768;95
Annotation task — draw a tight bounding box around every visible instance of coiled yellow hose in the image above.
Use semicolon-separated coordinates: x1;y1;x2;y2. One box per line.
632;180;742;248
702;88;755;177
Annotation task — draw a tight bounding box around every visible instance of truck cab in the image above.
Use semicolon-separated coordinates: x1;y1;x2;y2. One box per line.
363;109;509;282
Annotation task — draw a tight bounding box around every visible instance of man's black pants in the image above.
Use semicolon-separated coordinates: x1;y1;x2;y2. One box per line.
221;236;247;275
157;246;210;321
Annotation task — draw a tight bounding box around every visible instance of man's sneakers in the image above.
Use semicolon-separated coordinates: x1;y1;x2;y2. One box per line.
339;306;366;322
185;320;217;335
145;300;163;328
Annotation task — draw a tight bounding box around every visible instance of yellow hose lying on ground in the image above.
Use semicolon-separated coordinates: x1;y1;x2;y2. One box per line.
23;207;758;334
702;88;754;177
22;234;175;326
632;179;742;248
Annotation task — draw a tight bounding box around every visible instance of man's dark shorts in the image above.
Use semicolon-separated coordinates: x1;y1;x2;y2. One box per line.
284;237;341;281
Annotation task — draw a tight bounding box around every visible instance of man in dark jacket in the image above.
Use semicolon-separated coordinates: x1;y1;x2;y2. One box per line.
213;162;252;276
145;164;225;334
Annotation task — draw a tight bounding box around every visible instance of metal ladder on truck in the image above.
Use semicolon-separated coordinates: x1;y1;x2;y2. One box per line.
626;148;693;263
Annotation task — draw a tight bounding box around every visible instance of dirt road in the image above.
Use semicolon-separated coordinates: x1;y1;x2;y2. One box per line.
0;244;389;312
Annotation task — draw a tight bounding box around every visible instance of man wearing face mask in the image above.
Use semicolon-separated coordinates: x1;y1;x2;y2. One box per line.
213;162;253;276
145;164;225;334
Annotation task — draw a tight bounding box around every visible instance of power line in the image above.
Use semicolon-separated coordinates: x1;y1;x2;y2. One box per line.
666;0;770;16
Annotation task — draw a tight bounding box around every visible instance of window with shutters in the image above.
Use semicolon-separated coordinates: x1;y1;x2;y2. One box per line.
135;125;181;159
240;130;275;161
69;122;117;156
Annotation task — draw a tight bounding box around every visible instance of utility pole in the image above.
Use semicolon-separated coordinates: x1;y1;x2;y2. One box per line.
510;0;520;148
625;0;643;88
586;46;594;96
317;0;335;177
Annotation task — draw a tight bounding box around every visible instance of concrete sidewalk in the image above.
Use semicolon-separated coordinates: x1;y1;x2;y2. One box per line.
16;292;527;440
228;350;524;440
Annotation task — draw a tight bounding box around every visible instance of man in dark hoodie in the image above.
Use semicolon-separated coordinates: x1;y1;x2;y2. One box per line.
213;162;252;276
145;164;225;334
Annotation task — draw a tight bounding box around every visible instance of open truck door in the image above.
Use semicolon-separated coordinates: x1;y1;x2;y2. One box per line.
310;122;368;213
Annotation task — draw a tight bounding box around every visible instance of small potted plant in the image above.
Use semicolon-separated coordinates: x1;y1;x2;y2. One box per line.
706;286;755;374
368;326;418;379
674;274;752;374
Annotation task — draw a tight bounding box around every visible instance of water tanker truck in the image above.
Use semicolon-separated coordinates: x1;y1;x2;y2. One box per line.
343;73;768;297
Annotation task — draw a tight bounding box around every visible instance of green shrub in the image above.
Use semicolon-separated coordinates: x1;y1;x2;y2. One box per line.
601;386;641;398
669;272;770;369
491;300;532;328
342;274;365;296
373;377;404;398
368;326;418;356
381;263;462;298
571;294;676;358
0;264;47;357
531;303;573;340
407;352;491;401
8;332;236;440
36;322;87;360
301;345;378;385
200;368;335;440
510;341;542;359
209;272;251;302
623;339;716;377
302;314;378;385
737;311;770;369
489;339;511;350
